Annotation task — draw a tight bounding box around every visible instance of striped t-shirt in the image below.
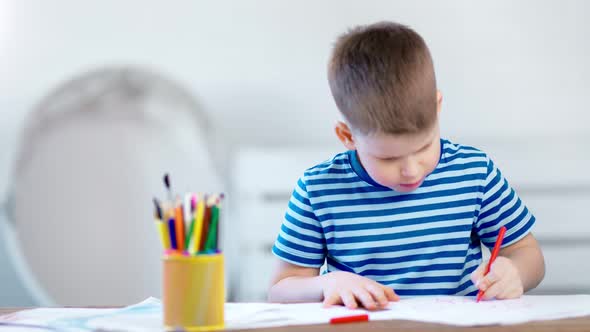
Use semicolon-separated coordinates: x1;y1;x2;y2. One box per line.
272;138;535;296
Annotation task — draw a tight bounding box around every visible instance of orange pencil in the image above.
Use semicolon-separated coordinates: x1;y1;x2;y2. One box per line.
174;201;185;251
476;226;507;302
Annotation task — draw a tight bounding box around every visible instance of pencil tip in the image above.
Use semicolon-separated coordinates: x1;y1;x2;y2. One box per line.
191;196;196;211
153;197;162;219
163;173;170;189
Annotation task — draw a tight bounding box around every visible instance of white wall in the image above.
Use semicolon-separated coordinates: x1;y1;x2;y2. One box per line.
1;0;589;304
2;1;589;150
4;0;590;196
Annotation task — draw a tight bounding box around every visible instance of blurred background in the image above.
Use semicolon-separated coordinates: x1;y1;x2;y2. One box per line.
1;0;589;306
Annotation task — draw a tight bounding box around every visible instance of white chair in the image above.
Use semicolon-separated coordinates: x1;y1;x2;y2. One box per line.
0;67;224;306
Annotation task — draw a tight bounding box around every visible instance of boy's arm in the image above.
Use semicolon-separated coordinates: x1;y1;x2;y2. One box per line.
267;260;323;303
471;156;545;299
498;233;545;291
270;175;398;308
472;233;545;299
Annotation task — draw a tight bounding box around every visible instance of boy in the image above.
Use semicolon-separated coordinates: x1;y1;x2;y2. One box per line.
268;21;545;310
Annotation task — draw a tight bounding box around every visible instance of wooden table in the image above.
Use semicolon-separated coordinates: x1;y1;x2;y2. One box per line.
2;307;590;331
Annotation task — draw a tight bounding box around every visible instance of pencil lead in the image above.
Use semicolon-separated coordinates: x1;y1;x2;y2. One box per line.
163;173;173;201
153;197;163;220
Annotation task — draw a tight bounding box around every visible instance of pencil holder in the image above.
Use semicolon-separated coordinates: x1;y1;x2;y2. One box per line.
162;252;225;331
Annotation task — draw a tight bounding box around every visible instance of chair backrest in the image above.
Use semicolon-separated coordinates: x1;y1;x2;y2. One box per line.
2;66;223;305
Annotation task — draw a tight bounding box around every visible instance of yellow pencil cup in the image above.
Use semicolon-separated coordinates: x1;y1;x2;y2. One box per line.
163;253;225;331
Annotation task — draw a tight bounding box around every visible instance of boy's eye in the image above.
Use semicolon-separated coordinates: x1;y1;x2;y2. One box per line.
379;156;400;162
419;141;433;152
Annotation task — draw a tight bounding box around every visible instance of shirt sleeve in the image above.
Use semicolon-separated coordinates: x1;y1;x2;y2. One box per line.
475;156;536;248
272;176;327;268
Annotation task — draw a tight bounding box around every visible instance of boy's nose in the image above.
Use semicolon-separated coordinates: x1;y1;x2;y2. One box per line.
400;159;419;179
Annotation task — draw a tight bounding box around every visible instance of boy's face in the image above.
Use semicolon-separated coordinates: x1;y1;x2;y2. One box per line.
351;124;441;192
334;92;442;193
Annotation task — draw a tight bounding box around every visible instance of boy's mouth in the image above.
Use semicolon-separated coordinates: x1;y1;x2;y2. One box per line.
399;179;423;190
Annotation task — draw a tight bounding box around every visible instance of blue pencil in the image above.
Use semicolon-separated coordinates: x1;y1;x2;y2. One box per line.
167;217;177;250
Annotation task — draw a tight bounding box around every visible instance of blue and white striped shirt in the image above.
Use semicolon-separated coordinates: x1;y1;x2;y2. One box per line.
272;138;535;296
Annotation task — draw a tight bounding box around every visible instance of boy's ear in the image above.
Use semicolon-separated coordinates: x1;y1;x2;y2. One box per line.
436;90;443;114
334;121;356;150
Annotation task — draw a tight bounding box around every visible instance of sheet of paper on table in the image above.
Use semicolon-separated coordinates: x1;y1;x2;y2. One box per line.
1;295;590;331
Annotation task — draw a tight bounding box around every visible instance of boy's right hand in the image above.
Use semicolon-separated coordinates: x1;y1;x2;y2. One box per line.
321;271;399;310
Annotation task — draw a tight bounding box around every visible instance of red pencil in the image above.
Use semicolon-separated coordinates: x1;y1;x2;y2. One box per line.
476;226;507;302
330;314;369;324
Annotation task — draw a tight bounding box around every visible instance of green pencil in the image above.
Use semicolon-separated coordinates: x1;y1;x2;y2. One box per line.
204;205;219;251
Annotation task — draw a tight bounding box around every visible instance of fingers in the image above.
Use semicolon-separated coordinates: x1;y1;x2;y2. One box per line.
480;278;506;300
473;257;524;301
476;270;499;292
352;288;378;310
470;262;487;286
383;285;400;302
340;290;358;309
490;278;524;300
501;283;524;299
364;283;401;309
480;277;522;300
365;284;389;308
322;291;342;308
324;289;376;310
323;290;359;309
322;274;401;310
324;286;398;310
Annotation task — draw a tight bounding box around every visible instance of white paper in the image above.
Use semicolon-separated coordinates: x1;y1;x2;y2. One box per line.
369;295;590;326
1;295;590;331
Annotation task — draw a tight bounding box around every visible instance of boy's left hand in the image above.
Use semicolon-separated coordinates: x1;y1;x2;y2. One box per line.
471;256;524;300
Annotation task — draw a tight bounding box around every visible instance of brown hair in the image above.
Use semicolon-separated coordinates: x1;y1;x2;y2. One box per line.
328;21;437;135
